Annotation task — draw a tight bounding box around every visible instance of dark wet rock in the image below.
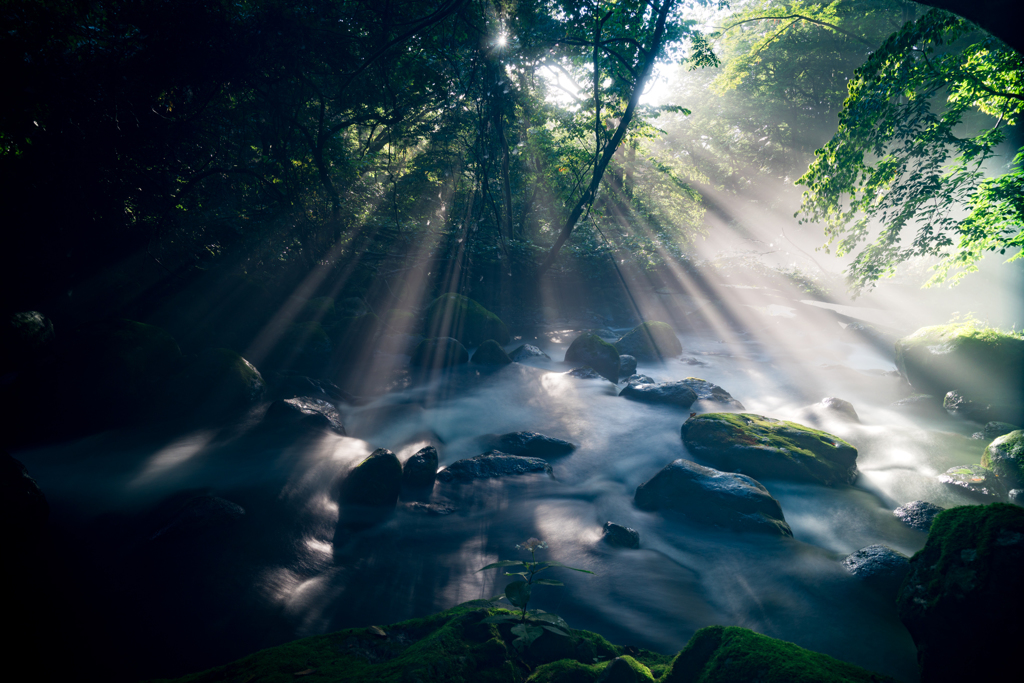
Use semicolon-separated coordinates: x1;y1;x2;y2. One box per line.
618;355;637;377
680;356;710;367
271;373;352;403
842;544;910;596
634;458;792;536
509;344;550;361
895;324;1024;412
625;374;655;385
171;348;266;416
487;432;577;459
981;430;1024;490
897;504;1024;683
470;339;512;365
681;413;859;486
614;322;682;362
937;464;1006;500
263;397;345;435
339;448;403;509
1;453;49;545
424;293;510;347
409;337;469;368
564;334;620;383
602;522;640;549
947;389;1023;425
894;501;945;532
1;311;55;374
401;501;456;516
619;381;698;409
680;378;745;410
818;397;860;422
436;451;553;482
151;496;245;540
984;421;1020;439
401;446;438;490
565;366;613;381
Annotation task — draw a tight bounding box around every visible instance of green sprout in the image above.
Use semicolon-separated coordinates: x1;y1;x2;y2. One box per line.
477;538;594;652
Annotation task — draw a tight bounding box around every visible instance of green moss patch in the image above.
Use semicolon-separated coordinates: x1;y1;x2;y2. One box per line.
981;430;1024;490
425;294;510;347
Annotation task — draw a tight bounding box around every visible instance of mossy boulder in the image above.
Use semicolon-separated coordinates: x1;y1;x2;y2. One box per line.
896;504;1024;683
634;458;792;536
661;625;898;683
564;334;620;383
410;337;469;368
170;348;266;417
424;294;510;347
981;429;1024;490
895;323;1024;409
937;464;1006;500
681;413;858;486
530;655;655;683
471;339;513;365
339;448;403;511
614;322;682;362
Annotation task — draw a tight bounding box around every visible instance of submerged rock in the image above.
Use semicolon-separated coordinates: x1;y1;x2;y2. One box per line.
409;337;469;368
618;355;637;377
679;378;744;410
634;458;792;536
601;522;640;549
897;504;1024;683
564;334;620;383
401;446;439;490
981;429;1024;490
424;293;510;346
893;501;945;532
471;339;513;366
625;374;655;385
619;381;698;409
937;464;1006;500
509;344;550;361
842;544;910;596
817;397;860;422
488;432;577;458
681;413;859;486
614;321;682;361
984;421;1020;439
436;451;553;482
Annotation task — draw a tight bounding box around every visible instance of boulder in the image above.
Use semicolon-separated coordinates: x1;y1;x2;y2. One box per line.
470;340;512;366
943;389;1022;425
409;337;469;368
893;501;945;532
339;448;403;509
679;378;744;410
564;334;620;383
984;421;1020;439
634;459;792;536
1;453;49;546
897;504;1024;683
661;625;898;683
424;294;510;346
436;451;553;482
489;432;577;458
625;374;655;385
618;355;637;377
150;496;245;541
262;397;345;435
842;544;910;596
509;344;550;361
565;366;613;381
817;397;859;423
402;446;439;490
895;323;1024;411
601;522;640;549
937;464;1006;500
614;322;682;361
170;348;266;416
681;413;858;486
620;381;698;409
981;430;1024;490
271;373;350;403
597;656;654;683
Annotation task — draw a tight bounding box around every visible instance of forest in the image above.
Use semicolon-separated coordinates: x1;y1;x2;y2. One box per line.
2;1;1022;683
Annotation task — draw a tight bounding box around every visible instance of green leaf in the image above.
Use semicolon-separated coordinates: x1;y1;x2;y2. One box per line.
505;580;532;609
542;625;569;637
477;560;525;572
529;612;569;629
535;578;564;586
544;562;595;574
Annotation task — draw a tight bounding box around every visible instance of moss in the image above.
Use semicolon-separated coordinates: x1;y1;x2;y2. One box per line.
528;655;654;683
564;334;620;382
681;413;858;485
661;626;896;683
425;294;510;347
981;430;1024;489
614;322;683;361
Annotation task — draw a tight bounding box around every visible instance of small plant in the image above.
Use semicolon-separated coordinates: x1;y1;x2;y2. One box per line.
478;538;594;652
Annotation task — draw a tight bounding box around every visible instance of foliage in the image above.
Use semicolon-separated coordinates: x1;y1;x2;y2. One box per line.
796;9;1024;291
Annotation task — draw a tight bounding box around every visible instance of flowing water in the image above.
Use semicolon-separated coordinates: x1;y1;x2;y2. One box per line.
18;305;995;682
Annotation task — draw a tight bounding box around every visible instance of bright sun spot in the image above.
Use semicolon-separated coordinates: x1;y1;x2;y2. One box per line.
496;33;507;47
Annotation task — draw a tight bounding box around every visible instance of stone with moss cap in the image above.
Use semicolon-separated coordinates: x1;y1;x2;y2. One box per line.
681;413;858;486
529;654;655;683
660;625;898;683
937;463;1005;500
424;293;510;347
897;504;1024;683
564;334;620;383
471;339;513;365
170;348;266;416
981;429;1024;490
614;321;683;361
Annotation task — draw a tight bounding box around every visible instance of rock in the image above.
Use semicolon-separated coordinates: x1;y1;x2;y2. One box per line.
509;344;550;361
339;448;403;509
633;459;792;536
981;430;1024;490
679;378;744;410
619;381;698;409
984;421;1020;439
0;311;54;374
151;496;245;540
489;432;577;458
262;397;346;435
842;544;910;595
470;340;512;365
618;355;637;377
409;337;469;368
897;504;1024;683
661;625;897;683
601;522;640;549
171;348;266;416
424;294;510;346
614;322;682;362
598;656;654;683
271;373;351;403
402;446;439;489
1;453;49;545
680;356;710;367
895;323;1024;413
625;374;654;385
565;366;612;381
564;334;620;383
942;389;1021;424
401;501;456;516
937;464;1006;500
893;501;945;532
818;397;860;423
681;413;859;486
436;451;553;482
